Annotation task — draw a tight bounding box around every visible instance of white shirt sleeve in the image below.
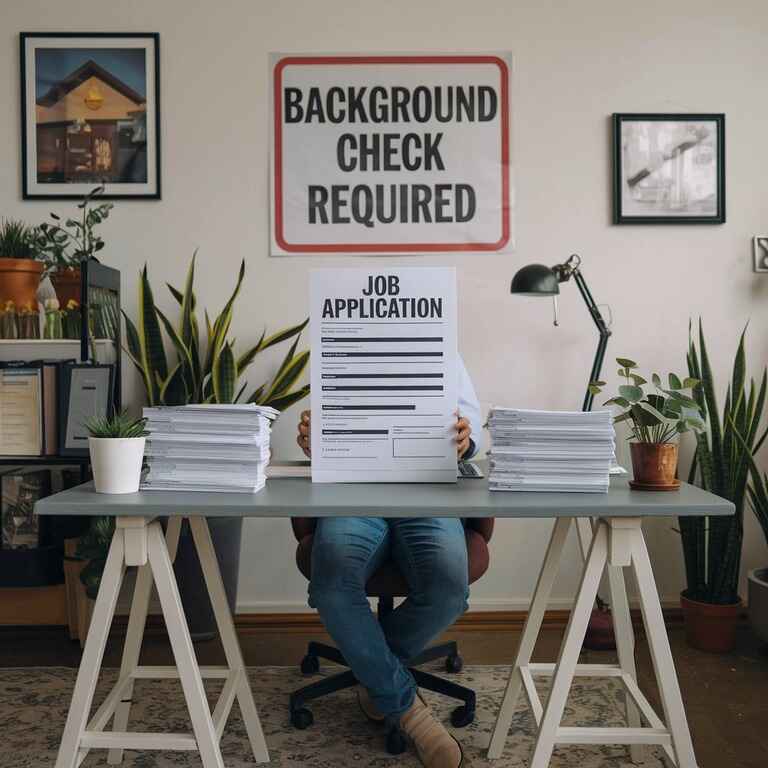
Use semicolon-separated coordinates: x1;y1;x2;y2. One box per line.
457;354;483;459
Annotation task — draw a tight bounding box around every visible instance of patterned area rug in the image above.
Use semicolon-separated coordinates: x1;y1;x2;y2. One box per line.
1;665;665;767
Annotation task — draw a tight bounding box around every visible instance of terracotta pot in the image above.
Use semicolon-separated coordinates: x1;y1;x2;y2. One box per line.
630;442;679;489
681;591;741;653
51;267;82;307
0;257;43;310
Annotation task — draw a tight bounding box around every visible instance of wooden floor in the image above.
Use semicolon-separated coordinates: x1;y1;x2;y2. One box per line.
1;622;766;768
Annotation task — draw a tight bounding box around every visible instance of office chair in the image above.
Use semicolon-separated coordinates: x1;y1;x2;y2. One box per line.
289;517;494;754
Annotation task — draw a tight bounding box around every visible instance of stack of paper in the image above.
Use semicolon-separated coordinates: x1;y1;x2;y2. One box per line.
487;408;615;493
141;404;278;493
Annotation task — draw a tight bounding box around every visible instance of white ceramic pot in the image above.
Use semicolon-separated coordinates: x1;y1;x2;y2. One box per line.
89;437;146;494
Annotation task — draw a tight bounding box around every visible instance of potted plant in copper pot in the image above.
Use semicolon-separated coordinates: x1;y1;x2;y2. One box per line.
0;219;44;310
680;322;767;652
591;357;705;490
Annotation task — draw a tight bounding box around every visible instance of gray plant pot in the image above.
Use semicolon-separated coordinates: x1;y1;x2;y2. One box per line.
747;567;768;644
173;518;242;641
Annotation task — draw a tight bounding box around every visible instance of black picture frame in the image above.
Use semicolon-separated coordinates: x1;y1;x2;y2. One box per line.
613;113;725;225
20;32;161;200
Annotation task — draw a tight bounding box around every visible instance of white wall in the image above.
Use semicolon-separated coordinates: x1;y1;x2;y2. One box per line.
2;0;767;612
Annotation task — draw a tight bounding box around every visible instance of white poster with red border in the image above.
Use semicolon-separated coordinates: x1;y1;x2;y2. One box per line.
270;53;513;256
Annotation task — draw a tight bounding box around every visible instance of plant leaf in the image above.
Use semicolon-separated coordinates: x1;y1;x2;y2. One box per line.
618;384;643;402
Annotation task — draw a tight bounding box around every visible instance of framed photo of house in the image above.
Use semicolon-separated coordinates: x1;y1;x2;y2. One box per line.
613;113;725;224
20;32;161;200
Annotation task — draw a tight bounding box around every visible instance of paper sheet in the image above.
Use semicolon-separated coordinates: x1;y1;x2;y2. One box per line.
310;267;457;483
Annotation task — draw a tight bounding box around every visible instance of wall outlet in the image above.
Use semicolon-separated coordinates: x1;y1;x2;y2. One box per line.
754;236;768;273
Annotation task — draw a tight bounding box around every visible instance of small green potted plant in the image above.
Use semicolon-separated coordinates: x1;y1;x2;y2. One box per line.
0;219;44;309
86;410;148;494
591;358;705;489
34;186;114;307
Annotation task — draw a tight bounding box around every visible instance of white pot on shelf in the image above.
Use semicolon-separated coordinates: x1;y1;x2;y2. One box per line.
89;437;146;494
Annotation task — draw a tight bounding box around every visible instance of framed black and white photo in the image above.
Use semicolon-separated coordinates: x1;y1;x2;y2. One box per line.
20;32;161;200
613;113;725;224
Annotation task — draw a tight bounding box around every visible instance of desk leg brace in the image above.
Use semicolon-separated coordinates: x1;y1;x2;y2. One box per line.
54;516;269;768
488;518;697;768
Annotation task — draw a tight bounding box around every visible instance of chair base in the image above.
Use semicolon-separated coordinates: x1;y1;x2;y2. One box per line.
289;639;476;753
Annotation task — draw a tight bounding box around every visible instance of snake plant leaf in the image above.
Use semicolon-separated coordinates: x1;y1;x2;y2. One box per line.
697;320;723;492
668;373;682;390
159;361;188;405
618;384;643;402
212;341;236;404
262;350;310;403
138;265;168;405
167;283;185;306
236;329;267;374
205;260;246;377
258;318;310;352
264;384;311;412
234;381;248;403
155;305;194;378
180;251;196;349
247;383;266;404
616;358;637;369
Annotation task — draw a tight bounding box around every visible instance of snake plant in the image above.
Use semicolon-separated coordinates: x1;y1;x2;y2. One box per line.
122;254;309;410
682;321;768;604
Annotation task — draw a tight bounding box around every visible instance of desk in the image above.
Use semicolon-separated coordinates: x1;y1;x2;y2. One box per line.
36;475;732;768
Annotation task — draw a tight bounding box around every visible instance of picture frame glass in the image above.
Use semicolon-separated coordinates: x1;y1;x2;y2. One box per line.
616;116;722;222
22;34;160;199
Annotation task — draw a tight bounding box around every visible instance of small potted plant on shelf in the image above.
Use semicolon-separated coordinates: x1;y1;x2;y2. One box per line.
86;410;148;494
591;358;705;490
0;219;44;309
34;186;114;307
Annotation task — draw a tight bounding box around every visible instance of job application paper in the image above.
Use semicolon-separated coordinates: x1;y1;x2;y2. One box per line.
310;267;457;483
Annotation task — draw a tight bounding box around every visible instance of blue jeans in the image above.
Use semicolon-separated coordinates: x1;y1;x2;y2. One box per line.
308;517;469;718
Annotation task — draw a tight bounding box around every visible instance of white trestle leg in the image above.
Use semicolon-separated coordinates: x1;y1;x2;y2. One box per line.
488;517;698;768
189;515;269;762
55;525;127;768
53;515;270;768
108;516;182;764
488;517;572;759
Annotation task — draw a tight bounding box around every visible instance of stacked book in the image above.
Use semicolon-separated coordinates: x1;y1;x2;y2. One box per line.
487;408;615;493
141;404;278;493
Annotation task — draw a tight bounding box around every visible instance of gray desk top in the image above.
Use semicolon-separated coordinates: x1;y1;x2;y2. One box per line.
36;469;733;520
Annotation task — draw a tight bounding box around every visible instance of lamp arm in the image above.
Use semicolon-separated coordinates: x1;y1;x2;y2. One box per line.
571;269;612;412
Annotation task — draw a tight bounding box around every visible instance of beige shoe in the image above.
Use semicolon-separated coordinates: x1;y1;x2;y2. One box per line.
357;686;386;722
400;694;464;768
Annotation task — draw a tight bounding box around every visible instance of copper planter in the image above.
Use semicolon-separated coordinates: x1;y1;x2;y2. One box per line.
629;442;680;491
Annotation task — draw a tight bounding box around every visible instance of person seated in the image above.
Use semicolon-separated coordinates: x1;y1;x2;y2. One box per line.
295;356;482;768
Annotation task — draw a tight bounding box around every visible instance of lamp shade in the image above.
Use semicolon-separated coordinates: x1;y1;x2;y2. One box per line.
510;264;560;296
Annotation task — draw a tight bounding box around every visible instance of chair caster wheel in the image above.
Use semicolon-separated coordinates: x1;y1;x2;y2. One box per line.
300;654;319;675
386;727;408;754
451;705;475;728
445;653;463;673
291;707;314;729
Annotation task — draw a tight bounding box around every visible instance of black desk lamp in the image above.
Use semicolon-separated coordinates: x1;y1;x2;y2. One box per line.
510;254;611;411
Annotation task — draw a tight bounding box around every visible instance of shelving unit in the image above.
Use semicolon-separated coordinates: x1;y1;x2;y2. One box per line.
0;260;121;626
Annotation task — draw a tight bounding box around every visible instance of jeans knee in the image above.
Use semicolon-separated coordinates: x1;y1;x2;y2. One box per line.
416;558;469;617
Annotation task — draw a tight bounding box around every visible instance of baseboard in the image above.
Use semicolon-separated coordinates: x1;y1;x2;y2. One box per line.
112;606;685;636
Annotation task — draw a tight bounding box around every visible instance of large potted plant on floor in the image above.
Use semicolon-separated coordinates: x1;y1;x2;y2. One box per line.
0;219;44;309
741;451;768;645
122;253;310;639
682;322;768;652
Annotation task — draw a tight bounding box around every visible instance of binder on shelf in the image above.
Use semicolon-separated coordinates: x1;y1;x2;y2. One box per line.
58;363;115;457
0;362;42;456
